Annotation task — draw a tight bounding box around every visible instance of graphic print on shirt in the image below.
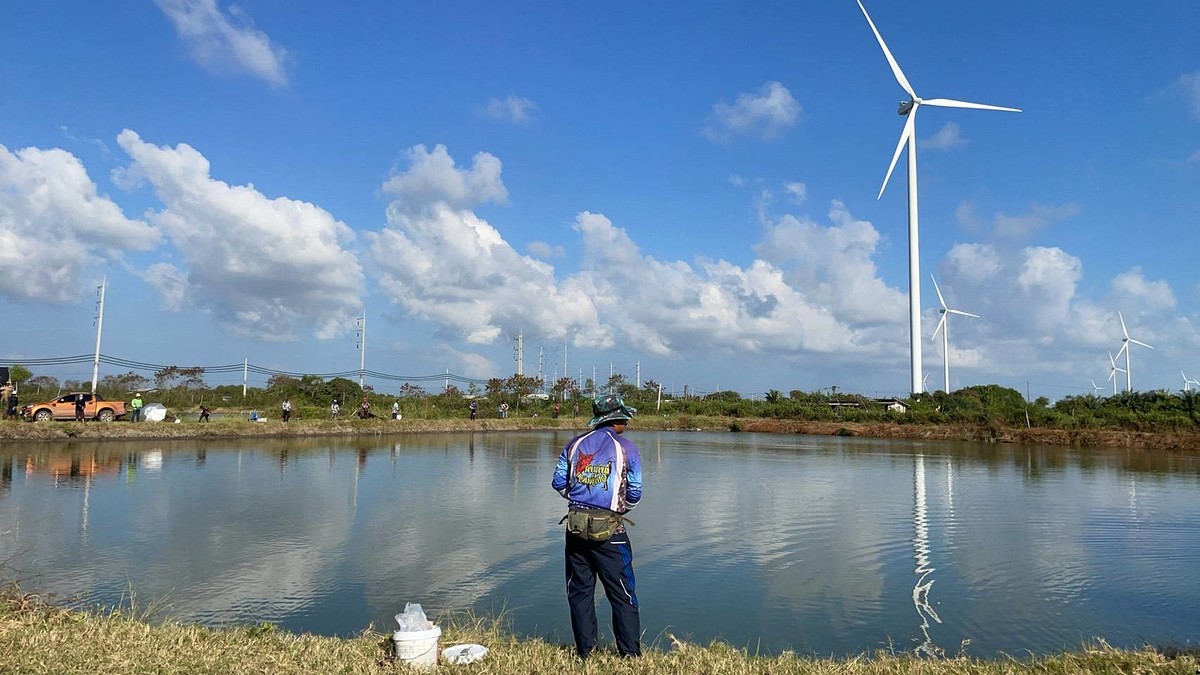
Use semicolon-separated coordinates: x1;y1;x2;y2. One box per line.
574;450;612;491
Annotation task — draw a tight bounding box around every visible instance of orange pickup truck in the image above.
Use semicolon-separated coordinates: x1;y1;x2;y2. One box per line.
21;392;128;422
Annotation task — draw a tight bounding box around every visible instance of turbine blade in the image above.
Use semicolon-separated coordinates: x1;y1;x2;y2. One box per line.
1108;351;1119;368
948;310;980;319
879;108;916;199
1118;312;1129;338
1115;342;1128;359
931;274;947;309
856;0;916;99
1129;339;1154;349
932;313;946;340
921;98;1021;113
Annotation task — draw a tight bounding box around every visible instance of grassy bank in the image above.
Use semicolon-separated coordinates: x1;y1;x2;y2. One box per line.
1;591;1195;675
0;415;1198;451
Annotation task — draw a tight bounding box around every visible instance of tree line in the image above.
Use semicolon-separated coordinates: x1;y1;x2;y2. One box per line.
4;365;1197;430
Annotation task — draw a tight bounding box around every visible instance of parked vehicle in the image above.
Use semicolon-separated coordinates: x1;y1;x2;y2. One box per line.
20;393;128;422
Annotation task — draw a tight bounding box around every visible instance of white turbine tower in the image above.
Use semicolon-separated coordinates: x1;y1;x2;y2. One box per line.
1107;352;1126;396
1115;312;1153;392
857;1;1020;395
930;275;979;393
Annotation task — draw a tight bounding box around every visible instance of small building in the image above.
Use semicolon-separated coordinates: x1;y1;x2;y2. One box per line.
874;398;910;413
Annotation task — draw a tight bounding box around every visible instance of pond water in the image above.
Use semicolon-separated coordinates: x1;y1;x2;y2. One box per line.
1;431;1198;657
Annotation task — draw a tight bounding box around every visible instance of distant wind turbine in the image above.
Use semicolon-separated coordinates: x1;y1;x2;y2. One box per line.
930;275;979;393
1183;371;1200;393
1090;380;1104;395
1115;312;1153;392
1107;352;1126;396
857;0;1020;395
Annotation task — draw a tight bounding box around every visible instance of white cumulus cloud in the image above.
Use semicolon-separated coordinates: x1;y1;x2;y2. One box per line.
116;130;364;341
705;81;801;142
381;145;508;215
0;144;159;303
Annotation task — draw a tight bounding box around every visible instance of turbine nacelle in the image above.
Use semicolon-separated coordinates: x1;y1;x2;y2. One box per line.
898;100;915;116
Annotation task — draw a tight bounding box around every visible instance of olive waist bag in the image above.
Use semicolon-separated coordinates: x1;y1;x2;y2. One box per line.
559;508;634;542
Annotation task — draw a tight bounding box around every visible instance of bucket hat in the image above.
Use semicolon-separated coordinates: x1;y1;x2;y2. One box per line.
587;394;637;428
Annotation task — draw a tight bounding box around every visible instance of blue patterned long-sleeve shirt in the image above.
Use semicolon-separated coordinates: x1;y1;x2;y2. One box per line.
552;426;642;513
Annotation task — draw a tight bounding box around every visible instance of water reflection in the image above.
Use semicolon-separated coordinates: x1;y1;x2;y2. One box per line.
912;454;941;657
0;435;1198;658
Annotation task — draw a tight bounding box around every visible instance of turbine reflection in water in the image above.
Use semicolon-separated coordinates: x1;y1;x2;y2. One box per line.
912;454;942;657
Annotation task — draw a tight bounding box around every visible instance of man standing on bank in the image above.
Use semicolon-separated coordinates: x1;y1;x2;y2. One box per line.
551;394;643;660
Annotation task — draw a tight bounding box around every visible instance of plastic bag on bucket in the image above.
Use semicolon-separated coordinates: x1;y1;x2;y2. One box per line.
393;603;440;668
394;602;433;631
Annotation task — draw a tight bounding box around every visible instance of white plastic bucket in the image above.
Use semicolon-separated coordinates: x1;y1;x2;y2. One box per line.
393;626;441;669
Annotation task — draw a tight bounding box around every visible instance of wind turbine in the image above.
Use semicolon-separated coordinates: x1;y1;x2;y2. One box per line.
1107;352;1126;396
857;0;1020;395
1090;380;1104;395
1115;312;1153;392
1183;371;1200;393
930;275;979;393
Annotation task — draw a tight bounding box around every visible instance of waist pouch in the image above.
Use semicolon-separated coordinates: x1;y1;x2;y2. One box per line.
560;508;634;542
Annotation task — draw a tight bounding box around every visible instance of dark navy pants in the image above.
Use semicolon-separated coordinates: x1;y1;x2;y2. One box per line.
565;531;641;658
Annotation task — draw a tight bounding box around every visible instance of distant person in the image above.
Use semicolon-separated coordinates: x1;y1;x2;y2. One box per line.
0;380;12;419
553;401;561;419
5;384;17;420
130;392;144;423
281;398;292;422
358;396;372;419
552;394;644;660
331;400;341;418
199;405;211;422
499;402;509;419
249;409;260;422
572;401;580;418
469;400;478;420
74;393;86;422
391;400;400;420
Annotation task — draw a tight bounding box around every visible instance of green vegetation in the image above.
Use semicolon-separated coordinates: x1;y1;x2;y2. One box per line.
9;363;1200;434
1;589;1195;674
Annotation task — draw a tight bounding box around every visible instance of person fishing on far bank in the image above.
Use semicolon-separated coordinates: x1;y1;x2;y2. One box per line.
551;394;643;660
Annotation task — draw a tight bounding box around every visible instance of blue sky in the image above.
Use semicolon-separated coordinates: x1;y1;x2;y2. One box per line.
1;0;1197;400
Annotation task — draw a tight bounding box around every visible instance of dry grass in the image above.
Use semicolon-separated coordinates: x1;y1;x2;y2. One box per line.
0;590;1195;674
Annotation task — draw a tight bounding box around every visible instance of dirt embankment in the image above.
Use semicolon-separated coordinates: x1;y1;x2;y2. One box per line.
0;417;1196;451
734;419;1200;451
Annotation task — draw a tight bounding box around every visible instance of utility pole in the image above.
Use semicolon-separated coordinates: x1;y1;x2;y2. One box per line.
537;346;544;390
514;331;524;376
636;361;641;389
355;315;366;388
90;277;106;395
242;358;248;398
